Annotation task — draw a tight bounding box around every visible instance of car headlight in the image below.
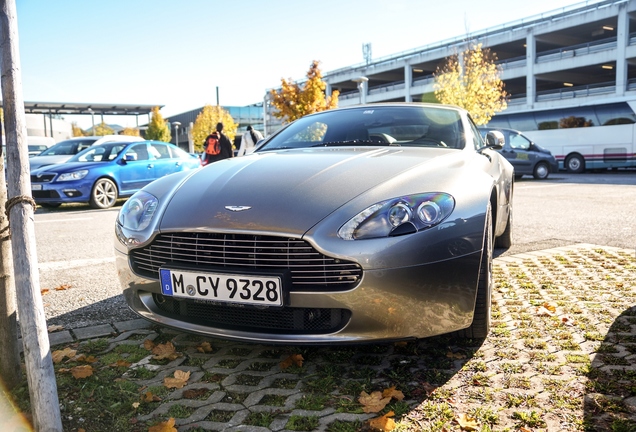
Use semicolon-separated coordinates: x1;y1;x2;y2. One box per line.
117;191;158;231
338;193;455;240
57;170;88;181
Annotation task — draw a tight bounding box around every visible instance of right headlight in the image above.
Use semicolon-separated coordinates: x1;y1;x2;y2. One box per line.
117;191;158;231
338;192;455;240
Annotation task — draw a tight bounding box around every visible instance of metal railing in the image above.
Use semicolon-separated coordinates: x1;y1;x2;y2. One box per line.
536;36;617;63
535;81;616;101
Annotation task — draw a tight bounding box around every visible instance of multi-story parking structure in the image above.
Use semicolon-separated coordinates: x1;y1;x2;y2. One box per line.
265;0;636;171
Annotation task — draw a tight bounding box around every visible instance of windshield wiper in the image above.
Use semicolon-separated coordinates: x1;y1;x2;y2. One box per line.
310;140;379;147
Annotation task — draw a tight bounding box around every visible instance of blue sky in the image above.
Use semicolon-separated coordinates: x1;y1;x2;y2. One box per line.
17;0;588;129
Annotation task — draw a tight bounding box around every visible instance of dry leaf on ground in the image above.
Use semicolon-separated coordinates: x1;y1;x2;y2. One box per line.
164;370;191;389
152;341;180;361
47;325;64;332
455;413;480;431
196;341;213;353
52;347;77;364
54;284;72;291
359;391;391;413
279;353;304;369
143;339;156;351
382;386;405;401
148;417;177;432
70;365;94;379
143;391;162;402
368;411;396;431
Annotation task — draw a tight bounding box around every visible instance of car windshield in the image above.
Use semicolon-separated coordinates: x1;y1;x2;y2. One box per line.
68;142;128;163
39;138;98;156
258;106;466;151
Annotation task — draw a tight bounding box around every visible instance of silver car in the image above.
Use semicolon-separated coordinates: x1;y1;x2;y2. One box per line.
115;103;514;344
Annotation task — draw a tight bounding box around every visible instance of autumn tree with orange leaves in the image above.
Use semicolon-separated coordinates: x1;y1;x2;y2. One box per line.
269;60;339;123
433;43;507;125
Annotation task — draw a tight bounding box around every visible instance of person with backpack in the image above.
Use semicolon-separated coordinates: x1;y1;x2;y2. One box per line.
237;125;264;156
203;122;234;165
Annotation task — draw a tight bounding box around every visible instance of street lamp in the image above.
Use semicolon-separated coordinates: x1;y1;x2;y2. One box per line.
352;77;368;104
173;121;181;147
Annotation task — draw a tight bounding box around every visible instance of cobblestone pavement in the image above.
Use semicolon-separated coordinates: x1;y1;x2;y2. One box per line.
8;243;636;431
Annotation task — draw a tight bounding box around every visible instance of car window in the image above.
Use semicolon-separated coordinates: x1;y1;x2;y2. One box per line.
509;133;531;150
468;120;483;150
169;146;189;159
39;138;98;156
149;143;171;159
124;144;149;161
259;106;466;151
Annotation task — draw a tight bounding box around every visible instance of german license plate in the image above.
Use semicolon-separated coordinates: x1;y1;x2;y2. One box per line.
159;268;283;306
31;184;42;191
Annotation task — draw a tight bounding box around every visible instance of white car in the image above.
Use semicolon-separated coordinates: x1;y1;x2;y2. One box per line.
29;135;143;170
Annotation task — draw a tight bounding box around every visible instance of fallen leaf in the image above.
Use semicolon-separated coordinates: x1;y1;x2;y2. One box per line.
110;360;132;368
382;386;405;401
164;370;190;389
70;365;94;379
455;413;480;431
535;305;555;317
359;390;391;413
143;339;156;351
143;391;162;402
54;284;72;291
279;353;304;369
148;417;177;432
152;342;180;361
542;302;557;312
132;402;140;409
52;347;77;364
41;288;50;295
368;411;396;431
183;388;208;399
196;341;213;353
47;325;64;332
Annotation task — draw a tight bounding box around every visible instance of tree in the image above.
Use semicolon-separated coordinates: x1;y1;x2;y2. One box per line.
433;43;507;125
71;122;85;137
121;127;141;137
93;121;114;136
269;60;339;123
145;106;171;142
191;104;237;152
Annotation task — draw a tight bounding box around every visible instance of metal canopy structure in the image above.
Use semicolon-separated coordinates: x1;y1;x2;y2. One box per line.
22;101;162;116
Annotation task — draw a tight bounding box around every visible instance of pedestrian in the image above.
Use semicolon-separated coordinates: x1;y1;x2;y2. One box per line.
203;122;234;165
237;125;264;156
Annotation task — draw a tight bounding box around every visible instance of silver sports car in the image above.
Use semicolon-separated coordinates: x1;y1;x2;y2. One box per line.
115;103;514;344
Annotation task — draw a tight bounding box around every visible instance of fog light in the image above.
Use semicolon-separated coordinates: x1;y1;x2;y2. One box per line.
62;189;82;197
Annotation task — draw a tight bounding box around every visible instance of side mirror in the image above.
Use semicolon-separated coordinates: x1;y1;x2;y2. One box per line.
485;130;504;148
124;154;137;162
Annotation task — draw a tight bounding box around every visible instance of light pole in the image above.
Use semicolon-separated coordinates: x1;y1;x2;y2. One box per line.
352;77;368;104
87;108;95;135
173;121;181;148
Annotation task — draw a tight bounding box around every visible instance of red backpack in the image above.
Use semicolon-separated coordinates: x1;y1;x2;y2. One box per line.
205;132;221;156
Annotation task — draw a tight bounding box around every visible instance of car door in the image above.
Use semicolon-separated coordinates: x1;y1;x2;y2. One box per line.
148;142;183;180
500;131;534;175
118;143;155;193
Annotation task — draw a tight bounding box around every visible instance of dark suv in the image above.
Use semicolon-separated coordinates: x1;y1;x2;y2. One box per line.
479;127;558;179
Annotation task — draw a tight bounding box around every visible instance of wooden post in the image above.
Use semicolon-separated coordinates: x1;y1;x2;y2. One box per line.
0;1;63;431
0;117;21;390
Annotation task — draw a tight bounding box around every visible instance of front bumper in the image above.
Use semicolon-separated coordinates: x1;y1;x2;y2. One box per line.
116;247;482;344
31;180;92;204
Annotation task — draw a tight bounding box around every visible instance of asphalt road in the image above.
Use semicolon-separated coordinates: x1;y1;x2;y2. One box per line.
27;170;636;329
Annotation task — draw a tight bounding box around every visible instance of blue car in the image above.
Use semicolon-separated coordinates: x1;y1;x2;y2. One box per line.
31;140;201;209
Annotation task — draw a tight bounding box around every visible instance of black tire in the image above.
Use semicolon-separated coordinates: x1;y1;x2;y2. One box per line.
533;161;550;179
495;204;513;249
458;206;493;339
565;154;585;173
89;178;118;209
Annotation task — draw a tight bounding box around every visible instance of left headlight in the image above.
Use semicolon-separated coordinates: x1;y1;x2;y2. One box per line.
57;170;88;181
118;190;158;231
338;193;455;240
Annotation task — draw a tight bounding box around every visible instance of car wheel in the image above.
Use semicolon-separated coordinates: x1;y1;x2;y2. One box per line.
495;204;513;249
458;205;493;339
89;178;118;209
533;162;550;179
565;154;585;173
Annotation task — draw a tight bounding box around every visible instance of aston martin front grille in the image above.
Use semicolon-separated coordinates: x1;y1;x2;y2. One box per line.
131;233;362;291
152;294;351;334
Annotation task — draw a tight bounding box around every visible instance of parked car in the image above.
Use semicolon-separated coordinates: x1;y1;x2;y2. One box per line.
478;127;558;179
29;135;144;170
31;140;201;209
27;136;56;157
115;103;514;344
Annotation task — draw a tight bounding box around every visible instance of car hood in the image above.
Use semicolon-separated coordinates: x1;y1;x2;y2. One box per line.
31;161;104;174
29;155;74;170
159;147;465;236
